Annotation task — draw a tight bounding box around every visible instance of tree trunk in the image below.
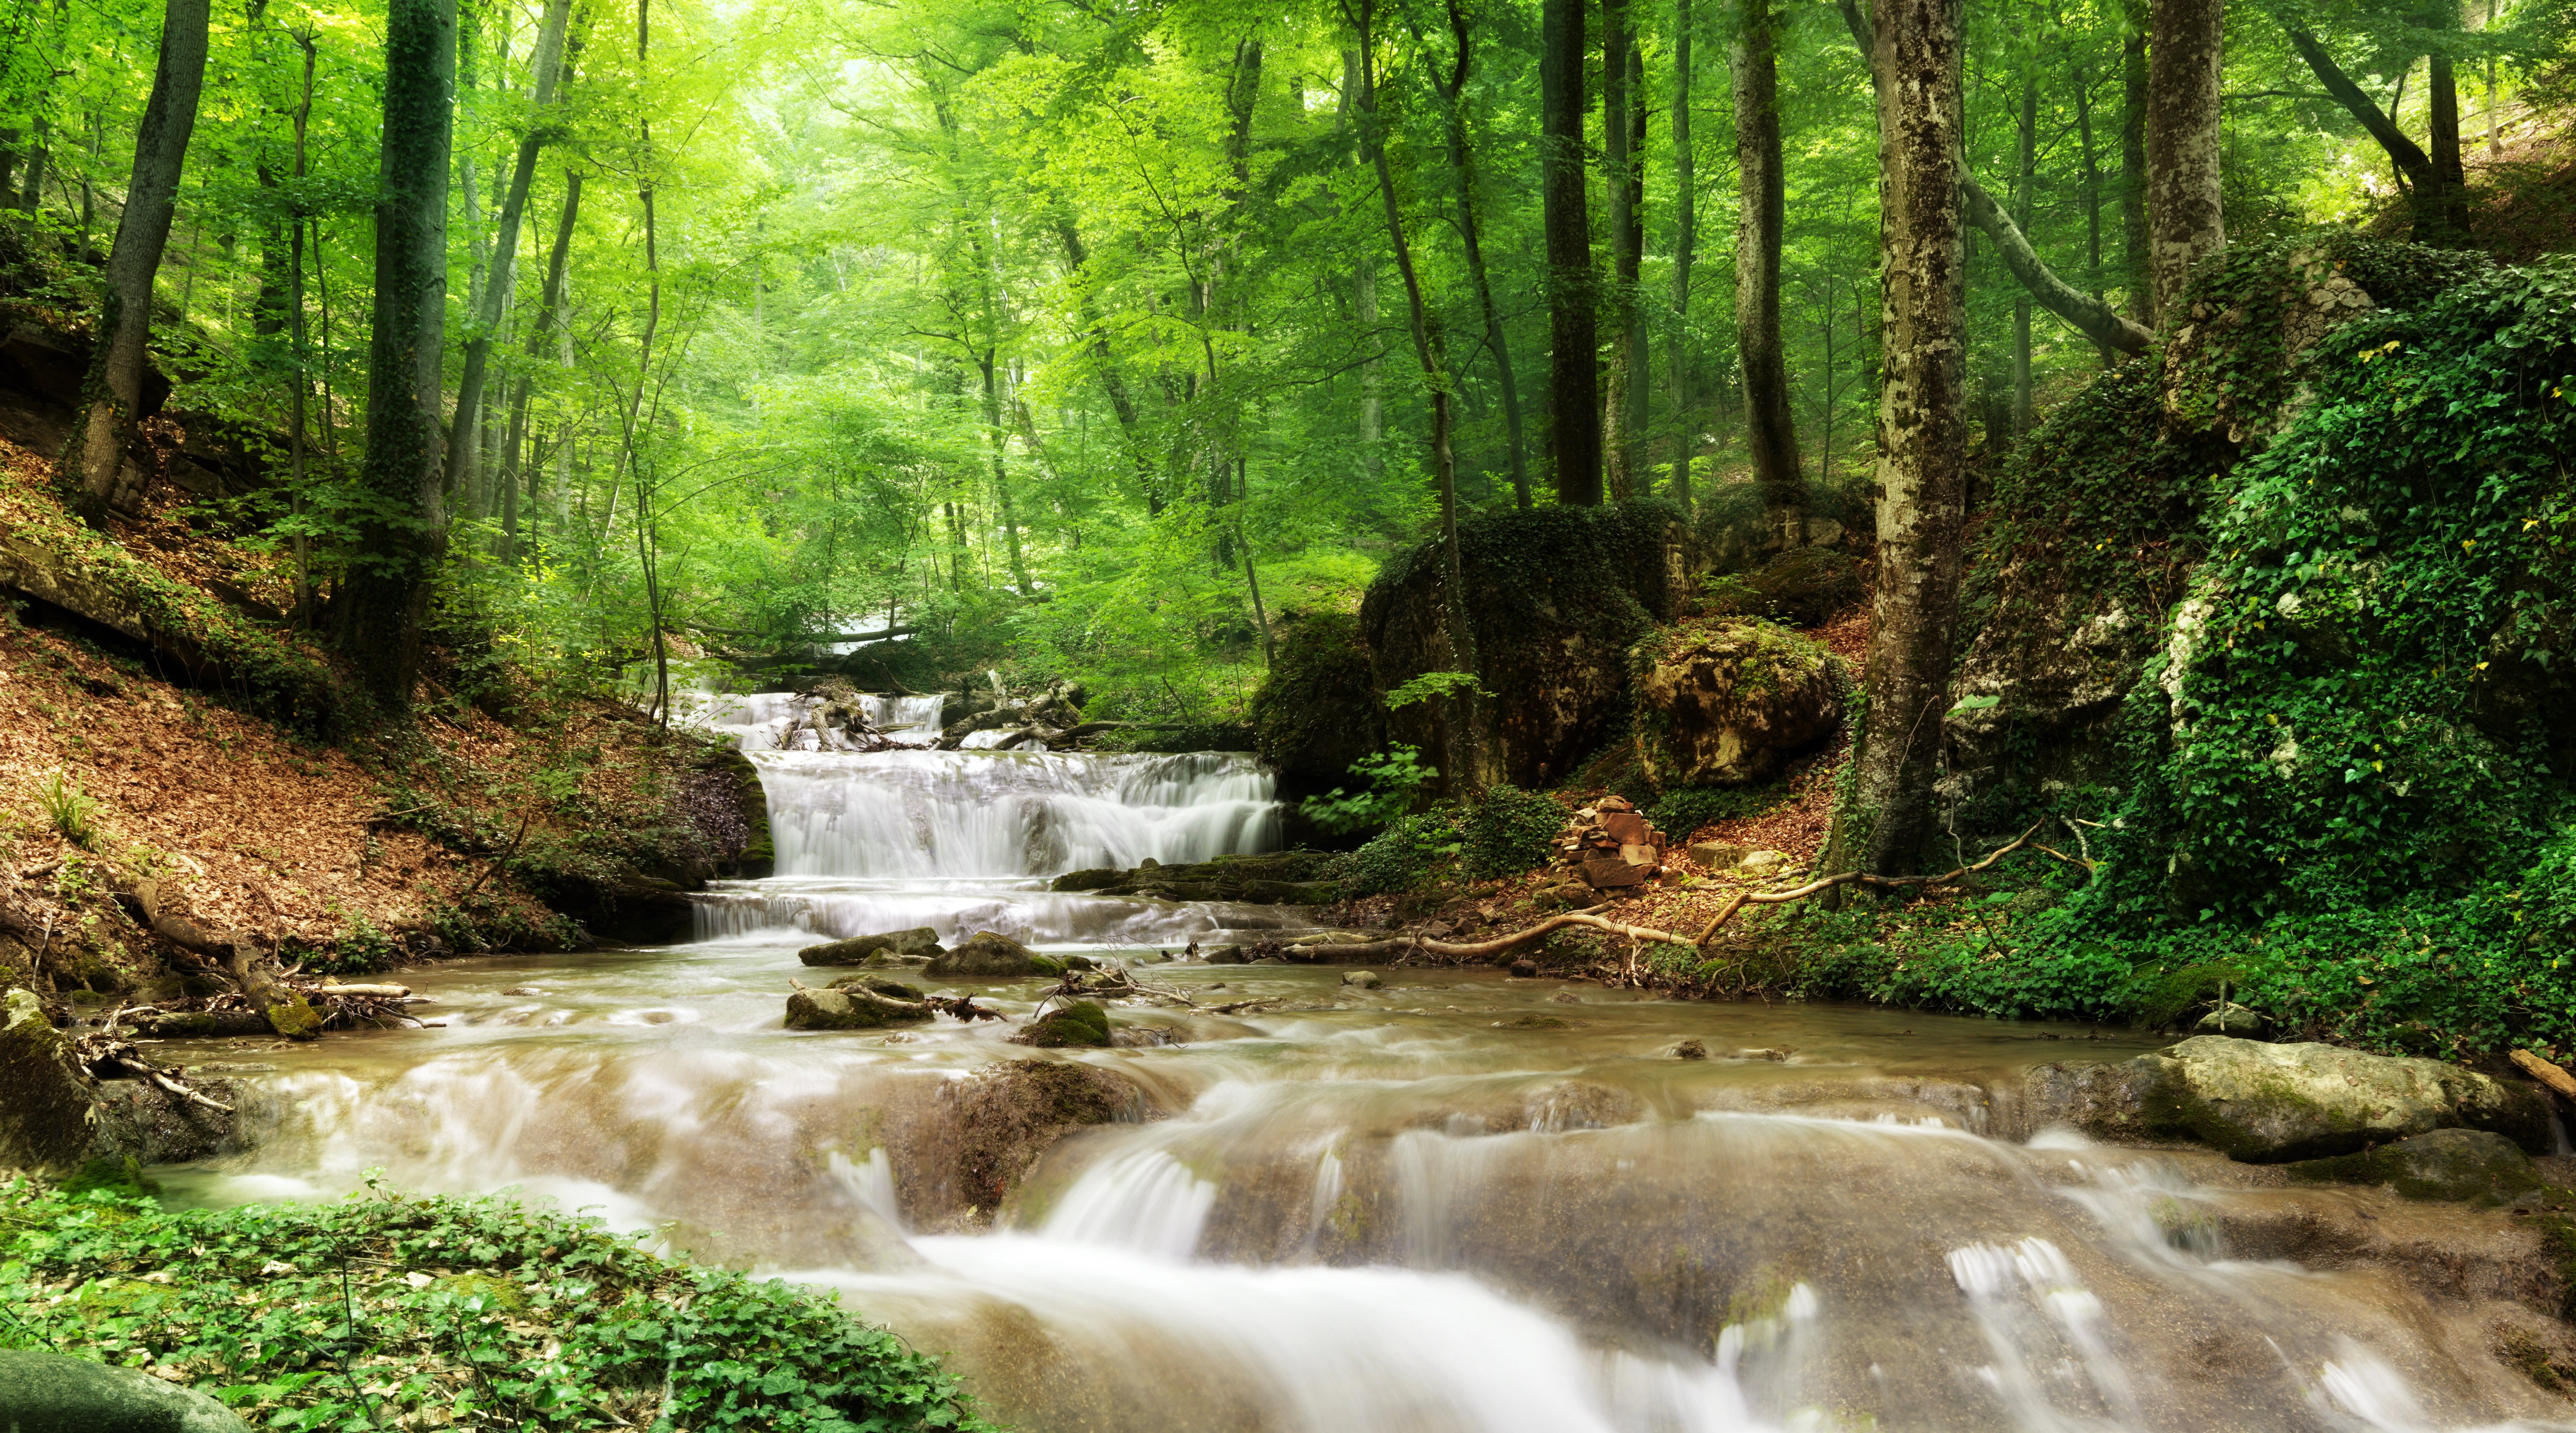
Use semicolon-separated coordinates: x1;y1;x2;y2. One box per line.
1541;0;1602;505
2146;0;2225;322
2011;74;2035;431
1355;0;1480;796
1830;0;1968;877
1669;0;1696;513
2428;47;2471;241
1053;219;1160;515
2073;67;2114;366
336;0;457;715
2281;27;2463;247
1735;0;1803;546
499;168;580;563
62;0;210;520
1602;0;1645;501
1430;0;1530;510
447;0;573;503
2119;1;2149;324
981;352;1033;594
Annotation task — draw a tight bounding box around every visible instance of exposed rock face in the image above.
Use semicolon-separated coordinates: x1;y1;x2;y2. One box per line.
799;927;945;967
784;984;934;1031
2286;1128;2541;1206
1248;612;1387;802
2025;1036;2553;1162
925;930;1046;978
0;988;94;1170
1630;619;1843;788
951;1059;1146;1215
1361;501;1697;793
0;1349;251;1433
1048;852;1338;905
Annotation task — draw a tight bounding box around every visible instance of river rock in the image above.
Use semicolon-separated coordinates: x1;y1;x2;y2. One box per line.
2285;1128;2541;1205
924;930;1046;978
798;928;944;967
1205;944;1247;964
2025;1036;2554;1162
1630;618;1844;788
0;987;92;1171
827;973;925;1002
1014;1000;1111;1048
785;985;933;1031
2196;1001;2266;1036
0;1350;251;1432
1342;970;1382;989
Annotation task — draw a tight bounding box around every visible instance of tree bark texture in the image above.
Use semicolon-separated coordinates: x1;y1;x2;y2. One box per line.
500;169;582;561
1669;0;1696;512
1431;0;1529;509
2119;3;2149;323
2073;67;2114;365
2010;74;2035;431
64;0;209;518
1735;0;1803;545
337;0;457;715
2145;0;2225;323
1601;0;1645;501
1839;0;1968;876
1541;0;1602;505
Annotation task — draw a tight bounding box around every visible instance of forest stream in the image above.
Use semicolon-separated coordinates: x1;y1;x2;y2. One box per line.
133;742;2574;1433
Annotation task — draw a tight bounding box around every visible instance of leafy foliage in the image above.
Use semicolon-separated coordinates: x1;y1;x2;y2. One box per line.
1458;785;1567;880
0;1179;991;1433
1300;744;1438;835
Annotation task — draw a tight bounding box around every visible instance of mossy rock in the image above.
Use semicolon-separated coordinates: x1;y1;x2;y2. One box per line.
1248;611;1387;799
1013;1000;1112;1048
59;1155;161;1203
2133;1036;2553;1163
799;928;944;967
1631;618;1843;788
0;988;94;1171
826;973;925;1002
924;930;1047;978
262;993;323;1039
785;986;934;1031
0;1349;250;1433
1734;546;1867;628
2285;1128;2542;1206
707;748;775;878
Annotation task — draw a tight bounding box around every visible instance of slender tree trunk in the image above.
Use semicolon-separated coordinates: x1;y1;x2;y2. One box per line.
2281;27;2464;248
447;0;573;503
337;0;457;715
14;118;46;211
1602;0;1644;500
2119;0;2149;324
1053;219;1160;514
2073;68;2113;366
1830;0;1968;877
2146;0;2225;322
631;0;668;725
287;31;316;621
2011;73;2035;431
1541;0;1602;504
1736;0;1803;546
1340;50;1384;470
1430;0;1529;509
499;168;580;564
981;352;1033;594
2428;47;2471;240
1670;0;1696;513
62;0;210;520
1356;0;1480;795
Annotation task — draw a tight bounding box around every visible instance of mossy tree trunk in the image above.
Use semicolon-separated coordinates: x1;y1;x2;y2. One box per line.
2146;0;2225;321
337;0;457;715
1737;0;1805;545
2119;0;2148;323
1541;0;1601;505
61;0;208;522
1831;0;1967;877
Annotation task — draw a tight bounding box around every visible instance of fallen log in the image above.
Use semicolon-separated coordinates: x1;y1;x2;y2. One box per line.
2510;1049;2576;1106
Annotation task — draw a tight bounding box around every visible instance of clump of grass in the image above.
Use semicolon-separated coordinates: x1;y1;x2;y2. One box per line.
32;769;99;848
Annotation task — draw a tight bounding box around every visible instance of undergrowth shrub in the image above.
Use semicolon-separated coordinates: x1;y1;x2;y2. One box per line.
1459;785;1565;879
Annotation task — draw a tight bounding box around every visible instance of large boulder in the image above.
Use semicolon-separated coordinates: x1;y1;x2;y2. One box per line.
0;988;93;1171
924;930;1047;978
784;984;933;1031
2285;1128;2541;1206
1248;612;1386;802
2025;1036;2552;1162
0;1350;251;1432
1630;619;1843;787
799;928;944;967
1360;501;1697;793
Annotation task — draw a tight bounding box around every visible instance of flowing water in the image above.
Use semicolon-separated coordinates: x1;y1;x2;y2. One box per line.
158;745;2576;1432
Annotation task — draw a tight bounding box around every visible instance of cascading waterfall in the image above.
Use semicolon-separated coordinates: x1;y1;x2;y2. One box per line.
675;688;948;750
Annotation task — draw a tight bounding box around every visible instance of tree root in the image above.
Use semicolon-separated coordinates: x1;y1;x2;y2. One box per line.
1295;910;1705;965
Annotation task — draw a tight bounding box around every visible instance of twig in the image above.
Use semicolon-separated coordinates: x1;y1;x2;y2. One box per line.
2032;843;2093;869
458;809;534;900
1292;910;1704;963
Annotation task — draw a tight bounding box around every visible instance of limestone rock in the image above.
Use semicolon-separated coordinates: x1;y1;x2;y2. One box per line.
2286;1128;2540;1205
0;1349;251;1433
1630;619;1843;788
2195;1001;2266;1036
1342;970;1382;989
784;985;933;1031
1688;841;1746;868
1737;850;1791;877
925;930;1046;978
799;928;945;967
1582;858;1651;890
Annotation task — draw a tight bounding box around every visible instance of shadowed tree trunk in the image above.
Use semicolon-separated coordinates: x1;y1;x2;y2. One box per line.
2282;26;2472;247
1602;0;1646;500
62;0;210;521
1670;0;1697;512
499;169;581;564
2120;0;2148;323
1427;0;1530;509
2073;65;2114;366
337;0;458;715
2146;0;2225;321
1737;0;1803;545
1829;0;1968;878
2010;72;2035;431
1541;0;1602;504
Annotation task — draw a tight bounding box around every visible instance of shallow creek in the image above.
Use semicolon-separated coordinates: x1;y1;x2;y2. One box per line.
153;747;2576;1432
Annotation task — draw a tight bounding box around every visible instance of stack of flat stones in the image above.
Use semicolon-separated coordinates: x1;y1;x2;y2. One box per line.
1551;796;1669;890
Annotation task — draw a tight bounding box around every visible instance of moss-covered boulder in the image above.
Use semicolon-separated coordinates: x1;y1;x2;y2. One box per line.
1044;851;1339;904
0;1349;251;1432
1249;612;1387;801
707;748;775;878
0;988;92;1171
1631;619;1843;788
1014;999;1112;1048
799;928;945;967
1362;501;1696;792
827;973;925;1002
924;930;1046;978
784;984;934;1031
2286;1128;2542;1205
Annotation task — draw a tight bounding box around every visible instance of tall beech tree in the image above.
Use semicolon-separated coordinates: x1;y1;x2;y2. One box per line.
62;0;208;520
1601;0;1646;500
1835;0;1968;876
338;0;457;713
1736;0;1803;543
1668;0;1697;511
1541;0;1601;504
2147;0;2226;320
2280;16;2475;246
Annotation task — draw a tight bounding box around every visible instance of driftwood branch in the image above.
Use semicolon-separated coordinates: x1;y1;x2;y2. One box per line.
2511;1049;2576;1106
1294;910;1705;964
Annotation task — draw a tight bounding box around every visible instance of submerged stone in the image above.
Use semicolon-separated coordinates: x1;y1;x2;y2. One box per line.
2286;1128;2541;1205
799;928;945;967
0;1349;251;1432
1342;970;1382;989
924;930;1044;977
